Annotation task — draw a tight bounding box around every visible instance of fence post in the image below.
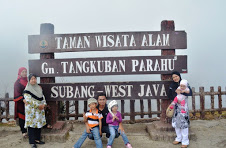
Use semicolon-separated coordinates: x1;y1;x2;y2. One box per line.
140;99;144;118
130;100;135;123
5;93;9;121
84;100;87;113
160;20;175;122
200;87;205;119
40;23;56;126
192;87;196;117
121;100;125;119
66;101;69;120
148;99;152;118
75;101;79;120
0;99;2;122
218;86;222;114
210;86;215;115
157;100;161;117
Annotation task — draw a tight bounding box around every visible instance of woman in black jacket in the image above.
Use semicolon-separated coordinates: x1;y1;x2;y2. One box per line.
168;71;192;148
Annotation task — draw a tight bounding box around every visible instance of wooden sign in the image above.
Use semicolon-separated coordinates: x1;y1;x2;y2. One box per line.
29;55;187;77
40;81;171;101
28;31;187;53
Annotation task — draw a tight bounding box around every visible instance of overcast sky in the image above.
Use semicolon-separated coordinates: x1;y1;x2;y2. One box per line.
0;0;226;97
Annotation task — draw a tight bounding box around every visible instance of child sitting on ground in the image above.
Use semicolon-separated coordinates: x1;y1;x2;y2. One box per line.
170;79;190;113
73;98;103;148
106;100;132;148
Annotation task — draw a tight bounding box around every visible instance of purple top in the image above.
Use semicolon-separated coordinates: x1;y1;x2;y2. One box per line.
106;111;122;126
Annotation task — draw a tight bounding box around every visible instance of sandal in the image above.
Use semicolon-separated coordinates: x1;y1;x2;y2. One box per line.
47;124;53;129
35;140;45;144
22;133;28;138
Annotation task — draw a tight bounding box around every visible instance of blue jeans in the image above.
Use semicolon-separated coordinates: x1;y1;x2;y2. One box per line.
107;125;129;146
73;127;103;148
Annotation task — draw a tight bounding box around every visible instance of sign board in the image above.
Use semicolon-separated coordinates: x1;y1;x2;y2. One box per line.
28;31;187;53
40;81;171;101
29;55;187;77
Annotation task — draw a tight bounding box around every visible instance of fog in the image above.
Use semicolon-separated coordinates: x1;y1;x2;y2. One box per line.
0;0;226;98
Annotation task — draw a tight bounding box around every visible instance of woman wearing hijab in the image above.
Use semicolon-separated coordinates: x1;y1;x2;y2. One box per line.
14;67;28;137
168;71;192;148
23;74;46;148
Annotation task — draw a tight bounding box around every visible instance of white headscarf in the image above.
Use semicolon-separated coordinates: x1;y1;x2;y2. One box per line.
180;79;188;87
108;100;118;116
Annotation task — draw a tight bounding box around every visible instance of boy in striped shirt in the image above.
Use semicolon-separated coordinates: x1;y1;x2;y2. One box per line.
73;98;103;148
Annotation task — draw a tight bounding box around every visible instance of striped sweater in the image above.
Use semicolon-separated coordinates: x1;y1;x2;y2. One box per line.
86;109;103;128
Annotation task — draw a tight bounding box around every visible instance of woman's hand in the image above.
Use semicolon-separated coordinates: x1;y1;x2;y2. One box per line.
23;99;28;105
38;104;45;110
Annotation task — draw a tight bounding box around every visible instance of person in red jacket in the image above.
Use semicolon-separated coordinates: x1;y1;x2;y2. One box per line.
14;67;28;137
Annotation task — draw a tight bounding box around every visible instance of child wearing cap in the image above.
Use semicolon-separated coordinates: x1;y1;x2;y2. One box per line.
73;98;103;148
106;100;132;148
170;79;190;113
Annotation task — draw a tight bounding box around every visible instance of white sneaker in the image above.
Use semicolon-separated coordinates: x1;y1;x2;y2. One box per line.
107;146;111;148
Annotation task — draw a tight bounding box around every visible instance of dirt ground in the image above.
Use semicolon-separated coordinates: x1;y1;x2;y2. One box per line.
1;119;226;148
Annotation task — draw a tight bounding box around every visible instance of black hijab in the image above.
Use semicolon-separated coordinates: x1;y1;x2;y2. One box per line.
168;71;182;100
171;71;182;87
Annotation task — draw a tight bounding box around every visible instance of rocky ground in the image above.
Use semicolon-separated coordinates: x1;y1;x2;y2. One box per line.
1;119;226;148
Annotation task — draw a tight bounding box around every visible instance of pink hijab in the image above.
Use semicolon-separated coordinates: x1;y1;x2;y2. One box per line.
17;67;28;86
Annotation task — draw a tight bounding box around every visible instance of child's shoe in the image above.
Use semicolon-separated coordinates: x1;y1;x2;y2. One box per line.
126;143;132;148
107;146;111;148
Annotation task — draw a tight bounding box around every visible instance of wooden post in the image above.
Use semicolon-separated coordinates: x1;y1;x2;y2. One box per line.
157;100;161;117
210;87;215;115
75;101;79;120
40;23;56;126
130;100;135;123
218;86;222;114
140;99;144;118
200;87;205;119
0;100;2;122
121;100;125;119
5;93;9;121
66;101;69;120
84;100;87;113
148;99;152;118
192;87;196;117
160;20;175;122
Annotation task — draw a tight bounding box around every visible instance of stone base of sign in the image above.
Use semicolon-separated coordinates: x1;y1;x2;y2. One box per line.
147;121;196;141
42;121;73;143
23;121;73;143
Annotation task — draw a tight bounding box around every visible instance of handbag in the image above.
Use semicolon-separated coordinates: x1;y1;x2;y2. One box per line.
166;103;174;118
